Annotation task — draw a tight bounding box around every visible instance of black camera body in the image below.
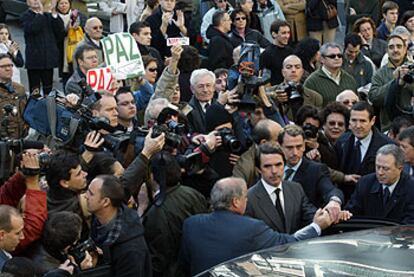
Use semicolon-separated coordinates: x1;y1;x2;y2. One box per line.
280;81;304;102
303;124;319;139
217;128;242;154
402;64;414;84
67;238;97;265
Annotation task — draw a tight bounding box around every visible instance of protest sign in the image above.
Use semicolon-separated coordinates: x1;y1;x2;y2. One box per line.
101;32;145;79
167;37;190;46
87;67;115;93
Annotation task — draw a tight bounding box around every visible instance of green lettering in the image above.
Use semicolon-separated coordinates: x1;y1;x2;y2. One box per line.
115;34;128;63
102;38;114;65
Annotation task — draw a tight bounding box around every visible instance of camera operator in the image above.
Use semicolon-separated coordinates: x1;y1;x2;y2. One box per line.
370;34;412;131
31;211;94;276
65;44;98;97
0;53;27;140
0;151;47;255
91;92;119;129
268;55;322;121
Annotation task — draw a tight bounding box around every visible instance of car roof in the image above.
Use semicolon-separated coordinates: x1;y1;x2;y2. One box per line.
200;226;414;276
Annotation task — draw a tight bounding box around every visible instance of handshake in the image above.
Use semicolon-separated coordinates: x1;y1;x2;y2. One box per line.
313;201;353;231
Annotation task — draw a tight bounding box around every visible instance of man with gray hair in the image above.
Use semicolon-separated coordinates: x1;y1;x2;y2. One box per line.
180;176;338;276
336;89;359;109
187;69;217;133
345;144;414;224
304;42;357;106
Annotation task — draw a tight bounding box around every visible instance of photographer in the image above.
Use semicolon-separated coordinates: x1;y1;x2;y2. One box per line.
0;151;47;255
268;55;322;121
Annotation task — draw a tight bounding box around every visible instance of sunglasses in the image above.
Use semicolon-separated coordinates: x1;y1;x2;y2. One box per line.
147;67;158;72
216;0;226;3
92;26;103;30
324;54;343;59
235;16;247;21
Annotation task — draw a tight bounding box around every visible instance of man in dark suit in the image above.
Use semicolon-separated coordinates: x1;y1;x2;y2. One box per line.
278;125;344;213
245;142;317;233
398;126;414;177
180;176;335;276
345;144;414;224
336;101;394;199
187;69;216;134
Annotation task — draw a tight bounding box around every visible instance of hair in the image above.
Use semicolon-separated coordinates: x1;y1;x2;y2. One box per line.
56;0;72;13
251;119;273;144
230;8;250;28
190;68;215;87
115;86;134;102
387;34;406;46
352;17;377;36
255;142;285;168
91;91;116;112
214;68;228;78
293;37;320;71
336;89;359;103
144;97;170;124
178;46;201;73
278;124;304;145
150;151;181;188
142;55;158;68
212;10;227;27
398;125;414;147
351;101;375;120
0;53;12;63
0;24;12;40
320;102;350;129
74;44;97;64
270;19;290;36
87;152;118;183
129;21;151;35
0;205;20;232
344;33;363;47
295;105;321;127
381;1;399;15
376;144;404;167
320;42;343;56
390;116;413;137
391;26;410;38
46;150;80;189
210;177;245;210
3;257;38;277
96;175;125;208
42;212;82;255
400;10;414;28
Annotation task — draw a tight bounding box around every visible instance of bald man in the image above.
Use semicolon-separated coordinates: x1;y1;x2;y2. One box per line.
336;89;359;110
233;119;283;187
73;17;104;69
272;55;323;120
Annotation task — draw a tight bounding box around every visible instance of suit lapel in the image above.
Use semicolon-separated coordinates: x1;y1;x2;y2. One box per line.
282;181;295;233
256;182;285;232
384;177;404;216
292;159;307;184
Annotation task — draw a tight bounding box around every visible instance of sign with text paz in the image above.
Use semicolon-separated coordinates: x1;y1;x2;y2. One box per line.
87;67;115;93
101;32;145;80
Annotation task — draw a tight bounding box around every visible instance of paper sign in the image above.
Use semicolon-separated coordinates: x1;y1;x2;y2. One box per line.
87;67;115;93
101;32;145;79
167;37;190;47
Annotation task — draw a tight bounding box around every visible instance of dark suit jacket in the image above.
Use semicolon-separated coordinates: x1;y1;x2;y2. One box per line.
292;158;344;208
180;210;318;276
336;128;394;176
345;172;414;224
245;180;316;234
187;96;210;134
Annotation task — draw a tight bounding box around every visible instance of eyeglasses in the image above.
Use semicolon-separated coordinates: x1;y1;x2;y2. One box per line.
327;121;345;127
235;16;247;21
216;0;226;3
324;54;343;59
92;26;103;30
0;64;13;68
147;67;158;72
342;100;357;105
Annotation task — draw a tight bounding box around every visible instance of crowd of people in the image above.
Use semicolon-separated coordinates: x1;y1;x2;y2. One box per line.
0;0;413;275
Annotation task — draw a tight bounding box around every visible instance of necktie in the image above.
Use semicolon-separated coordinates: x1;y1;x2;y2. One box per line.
203;103;210;113
355;140;362;164
383;187;390;206
349;140;362;173
284;168;294;181
274;188;286;232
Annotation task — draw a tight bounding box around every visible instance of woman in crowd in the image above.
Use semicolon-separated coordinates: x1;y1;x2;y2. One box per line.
229;8;270;48
56;0;86;87
0;24;24;83
400;11;414;44
238;0;262;33
294;37;320;81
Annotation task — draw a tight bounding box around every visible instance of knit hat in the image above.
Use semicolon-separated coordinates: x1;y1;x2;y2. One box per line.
205;103;233;132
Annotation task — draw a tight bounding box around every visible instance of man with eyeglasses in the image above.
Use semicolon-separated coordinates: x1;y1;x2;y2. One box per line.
304;42;358;107
74;17;104;68
374;34;414;132
335;90;359;110
0;54;27;139
65;44;99;97
115;87;138;132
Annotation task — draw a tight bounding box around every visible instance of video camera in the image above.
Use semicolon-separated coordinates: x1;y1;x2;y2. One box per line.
265;81;304;104
217;127;242;154
0;139;46;182
67;238;97;265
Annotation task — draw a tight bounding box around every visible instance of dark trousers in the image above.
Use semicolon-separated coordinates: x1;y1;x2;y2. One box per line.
27;69;54;96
